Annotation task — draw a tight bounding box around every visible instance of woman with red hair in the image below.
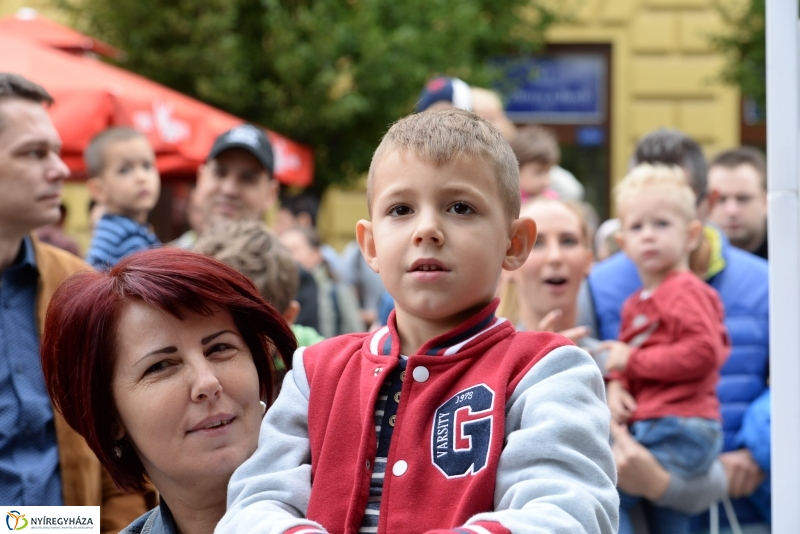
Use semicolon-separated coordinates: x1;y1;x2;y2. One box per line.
41;248;296;534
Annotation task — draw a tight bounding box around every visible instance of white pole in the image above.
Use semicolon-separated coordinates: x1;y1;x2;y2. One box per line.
767;1;800;531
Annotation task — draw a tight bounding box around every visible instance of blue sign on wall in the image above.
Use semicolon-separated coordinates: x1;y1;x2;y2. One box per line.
495;54;607;124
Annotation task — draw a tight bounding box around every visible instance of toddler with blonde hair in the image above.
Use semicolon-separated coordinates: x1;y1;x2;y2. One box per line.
603;164;729;534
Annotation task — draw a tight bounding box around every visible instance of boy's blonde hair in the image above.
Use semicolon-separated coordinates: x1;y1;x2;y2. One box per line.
367;108;520;218
615;163;697;221
194;220;299;313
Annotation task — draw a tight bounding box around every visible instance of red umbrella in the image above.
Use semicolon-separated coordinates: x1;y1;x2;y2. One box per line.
0;32;314;186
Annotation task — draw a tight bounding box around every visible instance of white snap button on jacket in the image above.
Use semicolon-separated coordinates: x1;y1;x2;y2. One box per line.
392;460;408;476
412;366;429;382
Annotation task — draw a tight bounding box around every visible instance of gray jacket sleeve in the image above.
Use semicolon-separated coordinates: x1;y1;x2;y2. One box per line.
214;347;327;534
467;345;619;534
654;459;728;515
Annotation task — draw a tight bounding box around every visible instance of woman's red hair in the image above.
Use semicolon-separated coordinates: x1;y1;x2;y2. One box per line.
41;248;297;493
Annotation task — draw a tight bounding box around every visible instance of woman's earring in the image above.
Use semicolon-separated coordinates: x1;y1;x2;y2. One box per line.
113;436;125;459
260;401;267;415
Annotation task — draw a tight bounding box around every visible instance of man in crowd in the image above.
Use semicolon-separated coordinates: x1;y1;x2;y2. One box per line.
186;124;319;330
0;73;150;531
273;191;344;278
588;128;770;530
193;124;279;231
708;147;768;259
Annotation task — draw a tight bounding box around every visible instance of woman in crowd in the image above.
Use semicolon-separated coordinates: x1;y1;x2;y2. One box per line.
40;248;297;534
502;197;728;531
500;197;594;343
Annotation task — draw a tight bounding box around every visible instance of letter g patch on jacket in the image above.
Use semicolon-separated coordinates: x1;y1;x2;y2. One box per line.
431;384;495;478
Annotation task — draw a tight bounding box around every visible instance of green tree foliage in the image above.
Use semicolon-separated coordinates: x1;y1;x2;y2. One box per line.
712;0;766;111
61;0;561;189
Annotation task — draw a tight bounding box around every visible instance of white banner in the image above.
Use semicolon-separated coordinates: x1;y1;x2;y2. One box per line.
0;507;99;532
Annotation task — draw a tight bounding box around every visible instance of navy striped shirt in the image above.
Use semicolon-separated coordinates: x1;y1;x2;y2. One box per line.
360;357;407;533
86;214;160;270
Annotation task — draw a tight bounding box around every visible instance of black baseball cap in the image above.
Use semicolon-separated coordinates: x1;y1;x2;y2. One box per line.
207;124;275;177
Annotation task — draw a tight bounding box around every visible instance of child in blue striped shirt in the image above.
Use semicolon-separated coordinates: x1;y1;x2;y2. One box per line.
85;127;161;269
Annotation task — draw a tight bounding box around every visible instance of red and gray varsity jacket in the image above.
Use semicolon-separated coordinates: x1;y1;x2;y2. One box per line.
217;301;619;534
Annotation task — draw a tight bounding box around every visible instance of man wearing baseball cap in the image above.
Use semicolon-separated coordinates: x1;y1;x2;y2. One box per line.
194;124;278;228
188;124;320;330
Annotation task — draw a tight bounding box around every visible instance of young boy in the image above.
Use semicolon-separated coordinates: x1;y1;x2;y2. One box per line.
216;109;618;534
509;125;560;201
193;219;324;350
84;127;161;269
603;164;730;534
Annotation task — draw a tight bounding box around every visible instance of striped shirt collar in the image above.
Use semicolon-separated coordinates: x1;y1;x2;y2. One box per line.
368;298;506;357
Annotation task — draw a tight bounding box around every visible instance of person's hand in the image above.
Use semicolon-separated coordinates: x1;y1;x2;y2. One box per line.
537;309;590;344
606;380;637;424
611;420;671;501
719;448;765;498
600;341;632;373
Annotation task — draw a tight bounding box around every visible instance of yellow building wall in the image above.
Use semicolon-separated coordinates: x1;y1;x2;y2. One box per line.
61;183;92;255
317;181;369;252
546;0;741;211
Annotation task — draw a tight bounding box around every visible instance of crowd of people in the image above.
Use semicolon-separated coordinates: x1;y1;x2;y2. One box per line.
0;68;772;534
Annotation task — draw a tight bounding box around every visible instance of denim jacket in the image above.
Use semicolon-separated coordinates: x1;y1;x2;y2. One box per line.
120;499;177;534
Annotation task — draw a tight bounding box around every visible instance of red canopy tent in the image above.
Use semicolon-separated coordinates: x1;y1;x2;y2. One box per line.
0;24;314;187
